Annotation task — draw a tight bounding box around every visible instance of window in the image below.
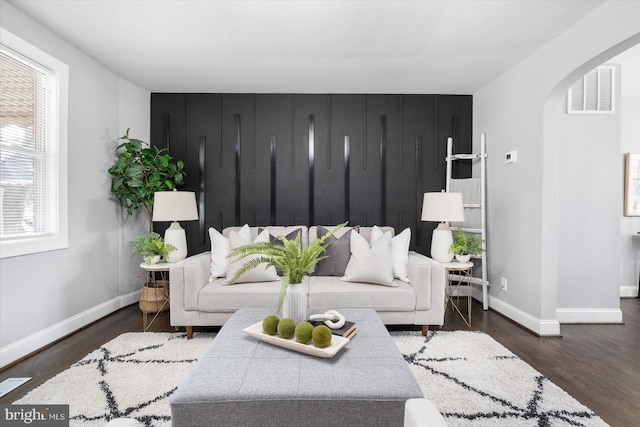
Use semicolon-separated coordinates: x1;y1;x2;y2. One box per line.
0;28;68;258
567;65;615;114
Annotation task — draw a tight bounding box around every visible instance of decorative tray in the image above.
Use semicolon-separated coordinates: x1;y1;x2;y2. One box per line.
242;321;350;358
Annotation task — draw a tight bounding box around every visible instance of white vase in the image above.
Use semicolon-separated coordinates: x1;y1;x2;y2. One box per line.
146;255;161;265
282;282;307;324
455;253;471;263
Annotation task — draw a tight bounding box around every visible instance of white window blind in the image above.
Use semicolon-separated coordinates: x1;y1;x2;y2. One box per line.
0;27;68;258
567;66;615;114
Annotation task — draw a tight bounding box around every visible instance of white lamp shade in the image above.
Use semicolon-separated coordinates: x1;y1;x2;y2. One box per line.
153;190;198;262
152;191;198;222
421;192;464;222
421;192;464;263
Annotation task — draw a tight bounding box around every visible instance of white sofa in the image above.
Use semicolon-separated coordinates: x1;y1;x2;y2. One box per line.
169;225;446;338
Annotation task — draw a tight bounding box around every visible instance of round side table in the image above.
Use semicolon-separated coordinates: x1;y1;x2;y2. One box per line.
139;262;170;331
441;261;474;328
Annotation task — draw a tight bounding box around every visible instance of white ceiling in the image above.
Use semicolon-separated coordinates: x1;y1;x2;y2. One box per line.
6;0;613;93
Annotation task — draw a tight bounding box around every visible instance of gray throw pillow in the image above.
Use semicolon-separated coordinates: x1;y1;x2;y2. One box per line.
313;225;359;276
258;228;303;276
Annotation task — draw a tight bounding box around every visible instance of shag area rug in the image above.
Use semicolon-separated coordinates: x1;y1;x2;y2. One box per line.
15;331;607;427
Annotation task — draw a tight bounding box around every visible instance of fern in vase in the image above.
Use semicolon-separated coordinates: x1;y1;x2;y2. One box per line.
227;223;346;311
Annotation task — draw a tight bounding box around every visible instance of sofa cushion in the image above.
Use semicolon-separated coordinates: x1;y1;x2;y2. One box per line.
199;278;305;312
308;276;415;312
342;231;395;286
225;229;279;284
371;226;411;282
224;226;309;249
312;225;359;276
209;224;250;279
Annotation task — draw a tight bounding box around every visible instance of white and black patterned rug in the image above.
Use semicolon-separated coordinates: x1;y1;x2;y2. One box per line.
14;331;607;427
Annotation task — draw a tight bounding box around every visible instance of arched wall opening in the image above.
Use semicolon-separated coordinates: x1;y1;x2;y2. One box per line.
542;33;640;325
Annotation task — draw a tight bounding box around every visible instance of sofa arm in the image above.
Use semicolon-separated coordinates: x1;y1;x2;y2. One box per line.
407;251;446;312
169;252;211;312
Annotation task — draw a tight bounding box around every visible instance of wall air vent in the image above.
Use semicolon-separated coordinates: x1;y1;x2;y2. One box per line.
567;65;615;114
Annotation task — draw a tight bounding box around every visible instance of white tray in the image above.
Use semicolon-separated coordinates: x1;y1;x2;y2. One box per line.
242;321;350;358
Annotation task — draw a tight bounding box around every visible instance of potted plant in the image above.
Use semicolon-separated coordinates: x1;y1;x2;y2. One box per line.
108;128;186;232
130;232;176;265
449;229;484;262
227;223;347;323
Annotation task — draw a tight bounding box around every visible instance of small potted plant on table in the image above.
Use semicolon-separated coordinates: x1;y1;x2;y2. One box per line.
130;232;176;265
449;229;484;263
130;232;176;315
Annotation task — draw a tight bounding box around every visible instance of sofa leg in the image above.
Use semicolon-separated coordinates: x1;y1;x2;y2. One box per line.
186;326;193;339
421;325;428;336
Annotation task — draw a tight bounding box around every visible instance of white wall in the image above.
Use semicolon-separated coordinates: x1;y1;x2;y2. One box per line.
0;1;149;367
556;65;621;313
473;1;640;334
620;96;640;297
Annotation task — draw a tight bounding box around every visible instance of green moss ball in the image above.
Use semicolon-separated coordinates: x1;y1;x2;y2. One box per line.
312;324;333;348
262;315;280;335
294;321;314;344
277;318;296;339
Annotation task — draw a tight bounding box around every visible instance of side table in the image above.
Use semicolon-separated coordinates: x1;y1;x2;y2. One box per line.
139;262;170;331
442;261;474;327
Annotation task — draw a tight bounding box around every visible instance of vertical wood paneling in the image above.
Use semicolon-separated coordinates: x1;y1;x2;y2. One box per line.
270;136;277;225
326;95;362;225
234;113;241;225
380;114;387;225
198;136;206;245
151;93;471;256
296;95;327;225
308;114;315;226
344;135;351;222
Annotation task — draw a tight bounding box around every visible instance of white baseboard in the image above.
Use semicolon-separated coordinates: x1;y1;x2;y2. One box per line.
0;291;140;369
556;307;623;323
482;293;561;336
620;286;639;298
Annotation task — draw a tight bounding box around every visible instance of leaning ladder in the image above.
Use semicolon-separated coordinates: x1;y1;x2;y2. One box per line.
446;133;489;310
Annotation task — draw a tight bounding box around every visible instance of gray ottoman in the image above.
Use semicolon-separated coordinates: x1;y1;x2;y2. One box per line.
171;308;423;427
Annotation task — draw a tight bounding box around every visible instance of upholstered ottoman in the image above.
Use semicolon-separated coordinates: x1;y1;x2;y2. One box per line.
170;308;423;427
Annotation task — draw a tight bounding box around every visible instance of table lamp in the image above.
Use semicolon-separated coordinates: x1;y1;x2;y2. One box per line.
152;190;198;262
421;191;464;262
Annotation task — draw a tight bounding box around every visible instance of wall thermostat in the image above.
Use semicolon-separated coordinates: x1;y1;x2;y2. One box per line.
505;150;518;163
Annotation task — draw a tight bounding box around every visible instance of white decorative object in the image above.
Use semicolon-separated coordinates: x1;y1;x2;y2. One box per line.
243;321;349;358
309;310;346;329
152;190;198;262
421;192;464;263
282;282;307;324
147;255;161;265
455;253;471;263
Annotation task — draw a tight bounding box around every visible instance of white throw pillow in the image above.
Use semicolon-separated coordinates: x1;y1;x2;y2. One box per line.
225;229;279;284
209;224;250;280
341;230;395;286
371;225;411;282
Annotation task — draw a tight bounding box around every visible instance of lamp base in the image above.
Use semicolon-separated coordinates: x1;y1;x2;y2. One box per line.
164;222;188;262
431;223;454;263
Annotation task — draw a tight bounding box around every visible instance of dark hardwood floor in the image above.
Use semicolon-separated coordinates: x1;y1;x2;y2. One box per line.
2;298;638;426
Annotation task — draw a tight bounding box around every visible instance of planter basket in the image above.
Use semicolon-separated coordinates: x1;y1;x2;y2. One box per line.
139;280;170;314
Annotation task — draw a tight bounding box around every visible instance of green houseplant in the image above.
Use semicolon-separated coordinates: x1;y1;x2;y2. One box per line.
108;128;186;232
130;232;176;264
449;229;484;262
227;223;347;319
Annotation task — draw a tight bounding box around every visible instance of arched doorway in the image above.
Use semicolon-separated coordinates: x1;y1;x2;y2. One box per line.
542;34;640;326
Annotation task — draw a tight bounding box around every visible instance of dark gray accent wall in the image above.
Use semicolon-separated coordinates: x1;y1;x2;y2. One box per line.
150;93;472;256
